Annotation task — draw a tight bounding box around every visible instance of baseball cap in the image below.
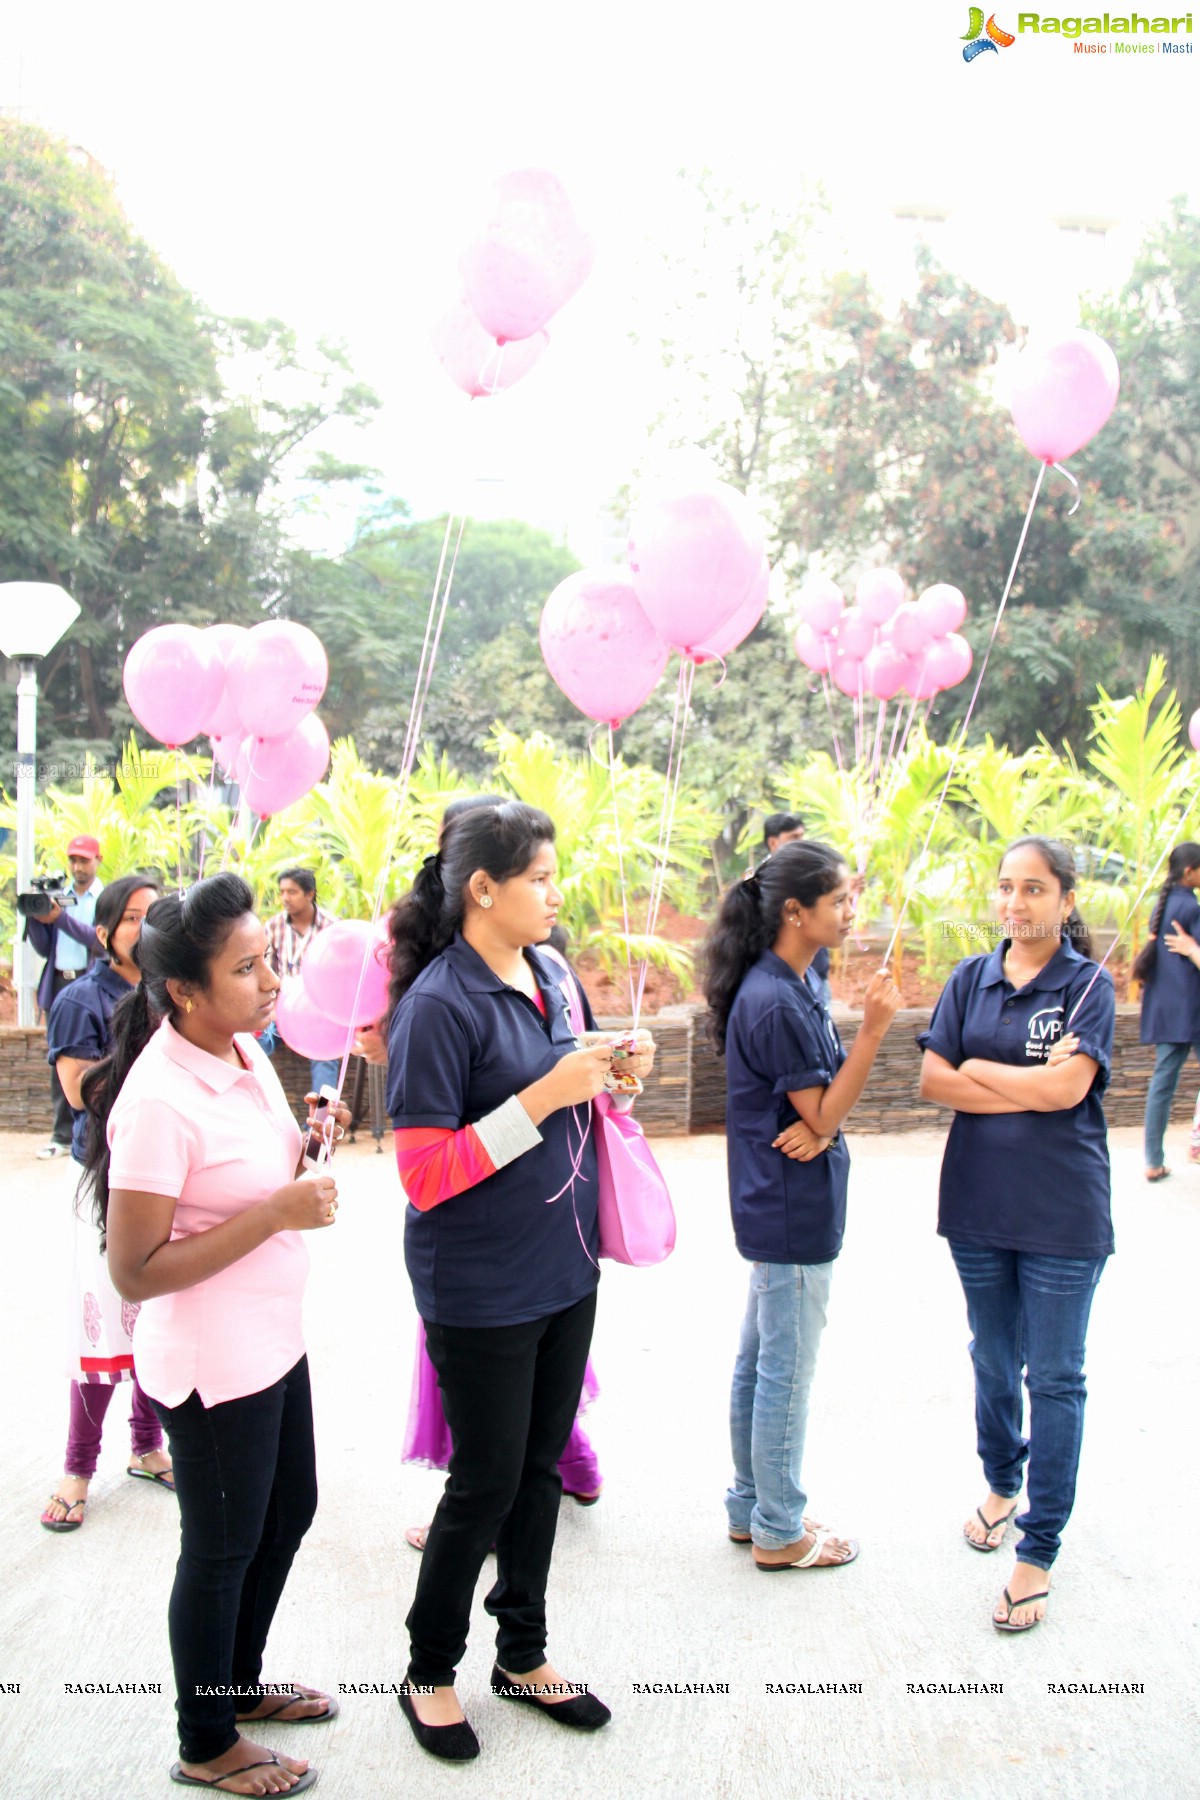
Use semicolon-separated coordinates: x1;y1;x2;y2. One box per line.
67;835;101;858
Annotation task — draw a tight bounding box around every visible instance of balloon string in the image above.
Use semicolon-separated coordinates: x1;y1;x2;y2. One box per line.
632;656;695;1027
331;504;471;1100
607;723;637;1019
173;747;184;895
881;459;1047;969
1051;460;1081;517
819;672;846;775
475;339;507;398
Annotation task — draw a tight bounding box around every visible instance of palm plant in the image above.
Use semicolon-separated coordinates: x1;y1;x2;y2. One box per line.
486;727;719;984
1087;655;1199;971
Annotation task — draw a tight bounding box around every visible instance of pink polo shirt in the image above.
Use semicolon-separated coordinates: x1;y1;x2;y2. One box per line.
107;1018;307;1408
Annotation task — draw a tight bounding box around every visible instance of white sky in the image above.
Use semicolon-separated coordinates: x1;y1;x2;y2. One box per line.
6;0;1199;560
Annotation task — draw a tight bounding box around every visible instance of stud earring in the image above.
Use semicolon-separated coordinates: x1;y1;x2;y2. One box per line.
184;999;194;1014
479;895;493;910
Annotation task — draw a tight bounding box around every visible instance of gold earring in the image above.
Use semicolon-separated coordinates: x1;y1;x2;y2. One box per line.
184;999;194;1014
479;895;493;910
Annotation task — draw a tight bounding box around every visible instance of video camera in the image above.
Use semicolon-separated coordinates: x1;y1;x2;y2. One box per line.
17;873;76;920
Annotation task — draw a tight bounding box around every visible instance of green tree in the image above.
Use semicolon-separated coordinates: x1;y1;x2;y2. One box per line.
0;119;379;764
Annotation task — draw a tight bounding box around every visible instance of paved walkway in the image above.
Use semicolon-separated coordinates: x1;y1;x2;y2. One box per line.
3;1123;1196;1799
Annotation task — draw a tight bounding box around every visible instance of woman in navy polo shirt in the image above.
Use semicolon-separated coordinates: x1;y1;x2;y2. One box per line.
385;800;654;1761
40;874;169;1532
1130;840;1200;1181
919;837;1115;1634
704;840;901;1572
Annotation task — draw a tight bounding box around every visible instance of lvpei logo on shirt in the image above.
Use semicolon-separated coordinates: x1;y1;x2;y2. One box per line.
1025;1006;1064;1060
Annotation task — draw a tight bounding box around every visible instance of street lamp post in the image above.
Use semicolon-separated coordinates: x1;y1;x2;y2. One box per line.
0;583;82;1027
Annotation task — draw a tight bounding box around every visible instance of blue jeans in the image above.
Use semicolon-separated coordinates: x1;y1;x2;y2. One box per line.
726;1260;832;1548
1143;1041;1200;1168
948;1242;1106;1572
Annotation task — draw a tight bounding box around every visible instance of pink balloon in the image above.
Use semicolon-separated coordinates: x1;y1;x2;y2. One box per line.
903;651;941;700
693;558;769;662
1190;710;1200;753
209;732;245;782
856;567;905;626
628;481;766;656
240;714;331;818
540;568;670;725
916;584;967;637
459;168;595;344
863;642;910;701
300;920;390;1028
835;605;874;661
274;977;349;1061
797;576;845;637
227;621;328;741
201;624;250;738
1009;328;1120;462
831;652;865;699
925;633;973;691
794;622;835;674
431;294;550;397
891;605;935;658
123;625;225;747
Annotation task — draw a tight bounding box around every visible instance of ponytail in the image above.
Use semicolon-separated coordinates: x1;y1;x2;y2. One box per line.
1132;841;1200;983
80;984;159;1241
703;841;846;1053
387;801;557;1013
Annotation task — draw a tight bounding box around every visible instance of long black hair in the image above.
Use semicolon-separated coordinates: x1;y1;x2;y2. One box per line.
92;873;163;973
1001;837;1094;961
387;800;556;1010
1131;840;1200;983
80;872;256;1235
703;841;847;1053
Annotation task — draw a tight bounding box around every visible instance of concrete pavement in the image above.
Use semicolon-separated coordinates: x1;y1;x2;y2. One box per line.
3;1123;1197;1799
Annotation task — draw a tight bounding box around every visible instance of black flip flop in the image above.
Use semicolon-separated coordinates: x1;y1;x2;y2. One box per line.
234;1689;339;1725
169;1753;318;1790
965;1503;1018;1552
992;1585;1049;1633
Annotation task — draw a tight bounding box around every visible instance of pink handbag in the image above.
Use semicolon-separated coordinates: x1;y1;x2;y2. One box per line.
541;945;676;1267
593;1091;676;1266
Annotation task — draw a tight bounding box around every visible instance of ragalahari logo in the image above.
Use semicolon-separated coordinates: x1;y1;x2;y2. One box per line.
962;7;1016;57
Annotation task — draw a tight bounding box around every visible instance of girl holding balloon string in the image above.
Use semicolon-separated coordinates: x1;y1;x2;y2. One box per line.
385;799;654;1761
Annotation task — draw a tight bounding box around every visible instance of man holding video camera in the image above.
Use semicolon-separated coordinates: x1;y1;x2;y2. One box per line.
22;835;104;1158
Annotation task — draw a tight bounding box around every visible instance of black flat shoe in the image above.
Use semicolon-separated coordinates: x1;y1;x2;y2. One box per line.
490;1664;611;1730
398;1686;480;1760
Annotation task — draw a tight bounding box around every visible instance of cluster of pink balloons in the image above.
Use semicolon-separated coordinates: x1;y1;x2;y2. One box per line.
539;477;769;727
123;620;331;818
274;919;391;1060
432;168;594;399
794;570;973;702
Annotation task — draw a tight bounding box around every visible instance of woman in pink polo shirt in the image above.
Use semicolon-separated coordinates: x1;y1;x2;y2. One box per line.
81;873;345;1798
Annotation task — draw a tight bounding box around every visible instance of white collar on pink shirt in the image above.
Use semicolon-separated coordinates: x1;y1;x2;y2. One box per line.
159;1018;262;1094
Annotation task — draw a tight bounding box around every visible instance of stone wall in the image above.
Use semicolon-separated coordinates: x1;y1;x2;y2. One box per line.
3;1006;1189;1139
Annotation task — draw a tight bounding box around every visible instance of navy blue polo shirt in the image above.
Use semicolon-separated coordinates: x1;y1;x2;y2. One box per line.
918;940;1115;1258
386;935;600;1328
724;950;850;1266
1139;885;1200;1045
46;960;131;1163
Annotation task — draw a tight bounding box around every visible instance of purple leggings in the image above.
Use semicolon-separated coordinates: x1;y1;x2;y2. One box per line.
65;1378;163;1479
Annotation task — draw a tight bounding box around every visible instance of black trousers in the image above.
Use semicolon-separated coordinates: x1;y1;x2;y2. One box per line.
150;1356;318;1764
408;1290;597;1688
